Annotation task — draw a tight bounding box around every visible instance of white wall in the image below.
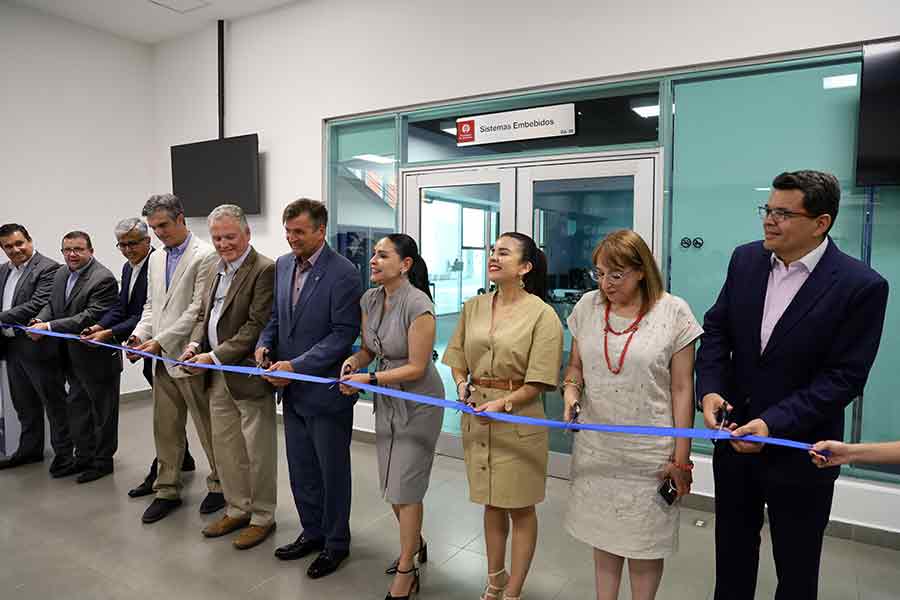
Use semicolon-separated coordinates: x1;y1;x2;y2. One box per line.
0;1;155;393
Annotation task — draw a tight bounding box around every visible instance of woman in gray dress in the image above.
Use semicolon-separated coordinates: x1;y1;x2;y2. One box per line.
339;233;444;600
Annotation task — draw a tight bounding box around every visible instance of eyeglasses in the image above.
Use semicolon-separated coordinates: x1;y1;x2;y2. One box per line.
116;238;149;250
757;206;817;223
590;268;633;283
61;247;89;255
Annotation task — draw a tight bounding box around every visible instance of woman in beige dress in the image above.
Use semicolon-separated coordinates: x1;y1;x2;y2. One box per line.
339;234;444;600
561;229;702;600
443;232;563;600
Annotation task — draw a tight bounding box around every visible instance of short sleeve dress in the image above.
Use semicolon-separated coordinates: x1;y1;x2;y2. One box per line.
362;280;445;505
442;291;564;508
563;291;703;559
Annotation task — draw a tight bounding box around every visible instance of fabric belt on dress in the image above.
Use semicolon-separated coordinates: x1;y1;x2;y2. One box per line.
471;377;524;391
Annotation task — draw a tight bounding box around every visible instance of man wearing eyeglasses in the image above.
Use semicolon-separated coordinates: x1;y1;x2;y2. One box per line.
80;217;195;496
696;170;889;600
28;231;122;483
0;223;71;473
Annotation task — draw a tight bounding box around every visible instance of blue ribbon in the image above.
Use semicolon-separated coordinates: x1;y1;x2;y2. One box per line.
3;323;812;451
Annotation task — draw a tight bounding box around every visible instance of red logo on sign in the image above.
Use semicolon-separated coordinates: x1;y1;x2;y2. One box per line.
457;120;475;143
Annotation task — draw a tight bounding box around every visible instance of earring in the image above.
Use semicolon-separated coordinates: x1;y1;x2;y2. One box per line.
518;277;525;289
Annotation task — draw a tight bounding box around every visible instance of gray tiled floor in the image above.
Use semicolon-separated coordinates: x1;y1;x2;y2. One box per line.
1;398;899;599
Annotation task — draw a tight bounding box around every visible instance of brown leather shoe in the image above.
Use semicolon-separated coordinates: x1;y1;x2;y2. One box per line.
233;522;277;550
202;514;251;538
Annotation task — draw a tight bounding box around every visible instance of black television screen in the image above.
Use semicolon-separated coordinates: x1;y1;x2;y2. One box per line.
171;134;260;217
856;40;900;186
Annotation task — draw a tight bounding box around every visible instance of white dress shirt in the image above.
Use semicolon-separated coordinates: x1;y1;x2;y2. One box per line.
760;237;829;353
1;257;32;337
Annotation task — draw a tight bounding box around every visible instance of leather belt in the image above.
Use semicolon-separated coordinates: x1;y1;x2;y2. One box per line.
471;377;524;391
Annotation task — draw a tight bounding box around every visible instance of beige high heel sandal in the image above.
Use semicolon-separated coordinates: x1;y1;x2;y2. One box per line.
480;569;507;600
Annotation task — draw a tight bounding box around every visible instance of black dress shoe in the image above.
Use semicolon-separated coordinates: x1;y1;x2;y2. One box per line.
307;549;349;579
0;453;43;470
51;461;88;478
48;455;71;475
142;498;183;523
128;474;156;498
274;534;325;561
76;467;113;484
198;491;226;514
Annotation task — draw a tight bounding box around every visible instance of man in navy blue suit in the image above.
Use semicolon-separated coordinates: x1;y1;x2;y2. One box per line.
696;170;889;600
257;198;362;579
81;217;194;496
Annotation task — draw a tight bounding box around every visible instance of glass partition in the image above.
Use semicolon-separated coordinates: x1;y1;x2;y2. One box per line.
670;59;866;452
328;117;398;290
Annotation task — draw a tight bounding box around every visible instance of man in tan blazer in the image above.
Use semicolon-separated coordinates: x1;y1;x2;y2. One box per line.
182;205;277;550
128;194;222;524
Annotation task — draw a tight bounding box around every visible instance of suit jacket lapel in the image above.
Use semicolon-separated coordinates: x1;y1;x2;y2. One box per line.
10;253;40;302
746;249;771;356
163;238;197;307
290;247;329;329
121;263;134;303
761;242;838;361
220;249;256;318
65;260;94;309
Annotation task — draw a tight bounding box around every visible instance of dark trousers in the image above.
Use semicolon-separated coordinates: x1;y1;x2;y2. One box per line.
713;444;835;600
7;351;71;459
65;368;120;470
283;405;353;551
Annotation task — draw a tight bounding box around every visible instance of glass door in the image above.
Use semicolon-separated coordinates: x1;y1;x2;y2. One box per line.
403;169;515;444
517;158;658;475
403;155;659;474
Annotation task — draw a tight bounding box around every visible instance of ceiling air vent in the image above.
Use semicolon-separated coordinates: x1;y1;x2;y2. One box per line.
148;0;212;14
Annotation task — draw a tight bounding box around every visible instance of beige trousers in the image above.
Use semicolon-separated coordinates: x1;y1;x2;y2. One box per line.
153;362;220;499
208;371;277;526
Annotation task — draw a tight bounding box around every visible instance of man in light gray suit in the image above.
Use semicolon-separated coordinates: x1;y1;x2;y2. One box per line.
128;194;223;524
29;231;122;483
0;223;71;474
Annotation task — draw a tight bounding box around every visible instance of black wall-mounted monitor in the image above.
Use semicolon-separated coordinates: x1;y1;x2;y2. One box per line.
171;134;260;217
856;40;900;186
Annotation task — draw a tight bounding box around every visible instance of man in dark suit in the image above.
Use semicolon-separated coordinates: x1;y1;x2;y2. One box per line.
81;218;194;496
29;231;123;483
696;170;889;600
0;223;72;473
257;198;362;579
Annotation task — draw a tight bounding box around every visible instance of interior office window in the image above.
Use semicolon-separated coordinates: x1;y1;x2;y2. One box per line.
669;59;867;455
328;118;398;290
405;85;660;164
863;186;900;480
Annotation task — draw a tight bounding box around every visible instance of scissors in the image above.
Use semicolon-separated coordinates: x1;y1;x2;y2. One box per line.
714;403;732;443
567;401;581;433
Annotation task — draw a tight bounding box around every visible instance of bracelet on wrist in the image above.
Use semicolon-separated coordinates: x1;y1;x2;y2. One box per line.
561;378;583;392
670;460;694;472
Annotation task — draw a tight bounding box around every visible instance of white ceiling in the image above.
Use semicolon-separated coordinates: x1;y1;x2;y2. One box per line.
11;0;298;44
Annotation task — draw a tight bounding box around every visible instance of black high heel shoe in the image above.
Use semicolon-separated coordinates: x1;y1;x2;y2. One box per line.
385;536;427;574
385;566;420;600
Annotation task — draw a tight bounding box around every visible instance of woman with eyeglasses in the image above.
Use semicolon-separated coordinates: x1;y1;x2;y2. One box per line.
442;232;563;600
561;229;702;600
338;233;444;600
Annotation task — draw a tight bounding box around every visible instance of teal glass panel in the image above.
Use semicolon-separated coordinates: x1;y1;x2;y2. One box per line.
858;187;900;480
329;118;398;290
534;176;635;454
669;60;865;452
419;184;501;436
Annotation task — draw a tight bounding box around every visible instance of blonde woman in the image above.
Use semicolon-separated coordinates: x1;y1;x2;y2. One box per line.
562;229;702;600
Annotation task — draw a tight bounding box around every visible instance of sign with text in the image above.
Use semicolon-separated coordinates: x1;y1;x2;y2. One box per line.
456;103;576;146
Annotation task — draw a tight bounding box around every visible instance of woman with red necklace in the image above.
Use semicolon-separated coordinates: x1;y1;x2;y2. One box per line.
561;229;702;600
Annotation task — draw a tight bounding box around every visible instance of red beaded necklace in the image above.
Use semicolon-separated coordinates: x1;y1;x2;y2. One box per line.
603;301;645;375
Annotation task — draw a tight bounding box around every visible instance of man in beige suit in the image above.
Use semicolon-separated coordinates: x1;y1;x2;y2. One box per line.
128;194;223;524
182;205;277;549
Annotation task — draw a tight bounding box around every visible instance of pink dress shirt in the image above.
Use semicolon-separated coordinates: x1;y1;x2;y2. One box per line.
760;237;829;353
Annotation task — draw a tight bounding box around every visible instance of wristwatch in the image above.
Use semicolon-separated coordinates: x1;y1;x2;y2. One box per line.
369;372;378;386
